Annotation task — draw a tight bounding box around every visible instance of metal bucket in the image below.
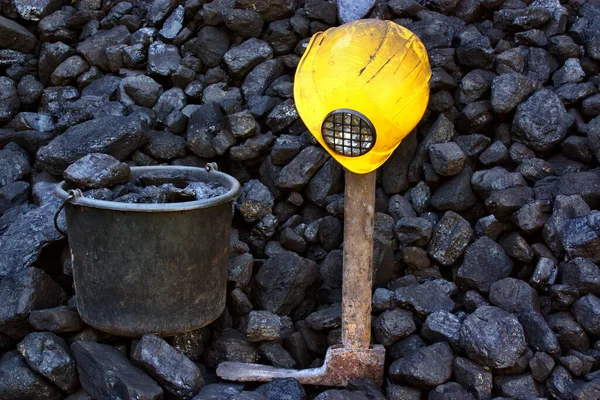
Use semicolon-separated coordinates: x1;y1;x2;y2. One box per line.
54;166;241;337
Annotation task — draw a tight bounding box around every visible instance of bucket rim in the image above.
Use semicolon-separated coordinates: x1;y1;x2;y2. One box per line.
54;165;242;212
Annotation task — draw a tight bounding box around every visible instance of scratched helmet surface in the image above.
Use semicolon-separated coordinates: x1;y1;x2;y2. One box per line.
294;19;431;174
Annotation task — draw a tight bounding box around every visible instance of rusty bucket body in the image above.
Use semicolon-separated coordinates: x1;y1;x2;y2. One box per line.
54;166;241;337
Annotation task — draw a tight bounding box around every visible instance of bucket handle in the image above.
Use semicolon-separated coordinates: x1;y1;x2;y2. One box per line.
205;162;219;172
53;189;83;237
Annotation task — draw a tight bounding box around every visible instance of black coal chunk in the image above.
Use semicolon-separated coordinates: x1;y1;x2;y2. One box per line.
131;333;203;398
71;340;163;400
459;306;527;368
456;237;513;293
256;378;306;400
373;308;416;347
394;280;456;317
454;357;492;400
0;350;62;400
427;211;473;266
389;342;454;389
17;332;78;392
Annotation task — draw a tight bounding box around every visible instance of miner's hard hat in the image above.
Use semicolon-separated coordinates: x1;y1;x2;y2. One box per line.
294;19;431;174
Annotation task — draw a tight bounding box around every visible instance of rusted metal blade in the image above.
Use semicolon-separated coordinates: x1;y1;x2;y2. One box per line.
216;345;386;387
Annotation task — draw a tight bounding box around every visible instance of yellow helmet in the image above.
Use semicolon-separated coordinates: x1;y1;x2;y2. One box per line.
294;19;431;174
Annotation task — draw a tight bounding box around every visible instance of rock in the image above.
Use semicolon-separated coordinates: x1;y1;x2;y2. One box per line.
253;250;318;315
143;131;186;160
256;378;306;400
429;142;465;176
119;75;162;107
382;131;417;195
0;268;66;340
159;5;184;41
512;88;574;153
427;211;472;266
546;311;590;352
0;143;30;188
37;114;148;175
50;55;89;86
72;340;163;400
224;38;273;78
77;26;131;71
460;306;527;369
456;237;513;293
394;218;432;246
572;294;600;335
63;153;130;189
494;373;539;398
409;114;454;183
147;41;181;77
28;306;84;333
337;0;376;22
17;332;78;392
559;257;600;296
0;77;19;124
456;26;494;69
203;329;259;369
386;383;421;400
389;342;454;388
488;278;539;313
247;310;293;341
373;309;416;347
221;8;264;38
421;311;462;349
0;351;62;400
529;351;555;382
318;216;343;251
0;181;29;214
454;357;492;400
186;102;223;158
81;75;121;99
242;59;284;99
147;0;178;26
131;334;203;398
172;328;210;362
276;146;328;191
394;280;455;317
427;382;475;400
195;26;230;68
430;167;477;211
0;16;37;52
17;76;44;106
266;98;298;133
518;310;561;355
237;180;274;223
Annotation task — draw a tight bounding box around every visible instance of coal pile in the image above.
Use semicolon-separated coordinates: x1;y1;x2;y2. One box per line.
2;0;600;398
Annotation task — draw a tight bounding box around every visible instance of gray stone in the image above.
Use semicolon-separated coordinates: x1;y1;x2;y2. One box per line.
488;278;539;313
0;16;37;52
374;308;416;347
494;373;539;399
0;181;29;214
0;77;19;124
76;26;131;71
459;306;527;369
456;237;513;293
427;211;473;266
0;351;62;400
253;250;318;315
37;114;148;175
203;329;259;369
0;268;66;340
394;280;455;317
0;143;30;188
454;357;492;400
337;0;376;22
28;306;84;333
512;88;574;153
118;75;162;108
256;378;306;400
224;38;273;78
421;311;462;349
17;332;78;392
389;342;454;389
148;41;181;77
247;310;293;341
131;334;203;398
572;294;600;336
72;340;163;400
237;179;274;223
276;146;328;191
64;153;130;189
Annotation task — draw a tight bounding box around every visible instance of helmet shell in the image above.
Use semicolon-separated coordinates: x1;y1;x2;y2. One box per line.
294;19;431;174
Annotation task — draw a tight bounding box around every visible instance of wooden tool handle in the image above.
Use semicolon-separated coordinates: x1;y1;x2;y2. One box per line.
341;170;376;349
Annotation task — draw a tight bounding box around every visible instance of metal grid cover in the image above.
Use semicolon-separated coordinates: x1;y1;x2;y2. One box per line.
321;110;376;157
